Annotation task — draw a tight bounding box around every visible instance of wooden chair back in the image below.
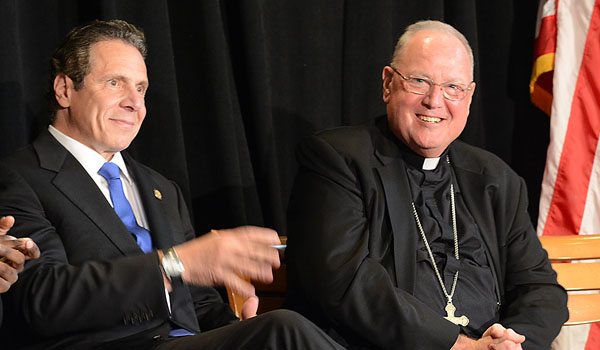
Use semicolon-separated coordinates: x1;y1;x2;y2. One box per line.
539;234;600;325
226;236;287;318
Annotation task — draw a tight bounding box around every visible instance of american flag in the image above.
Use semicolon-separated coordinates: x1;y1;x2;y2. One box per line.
530;0;600;348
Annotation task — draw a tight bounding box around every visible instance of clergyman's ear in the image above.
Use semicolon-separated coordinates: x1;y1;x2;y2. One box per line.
382;66;394;103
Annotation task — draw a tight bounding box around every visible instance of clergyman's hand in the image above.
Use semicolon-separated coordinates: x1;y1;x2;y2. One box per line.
451;324;525;350
483;323;525;350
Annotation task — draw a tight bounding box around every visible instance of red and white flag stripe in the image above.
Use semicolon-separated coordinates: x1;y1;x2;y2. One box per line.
531;0;600;349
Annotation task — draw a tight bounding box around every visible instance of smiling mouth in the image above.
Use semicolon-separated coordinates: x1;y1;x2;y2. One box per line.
110;118;135;127
417;114;442;123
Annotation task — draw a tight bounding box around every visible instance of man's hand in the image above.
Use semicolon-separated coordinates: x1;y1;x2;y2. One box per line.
451;324;525;350
0;216;40;293
483;324;525;350
241;295;259;320
167;226;281;298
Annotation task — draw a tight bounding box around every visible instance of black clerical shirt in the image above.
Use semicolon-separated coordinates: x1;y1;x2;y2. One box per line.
401;144;500;337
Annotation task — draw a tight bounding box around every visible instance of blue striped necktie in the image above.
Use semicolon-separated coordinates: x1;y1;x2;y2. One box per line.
98;162;153;253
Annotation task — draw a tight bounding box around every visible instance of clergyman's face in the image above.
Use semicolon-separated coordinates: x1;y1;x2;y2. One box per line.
53;39;149;161
382;30;475;158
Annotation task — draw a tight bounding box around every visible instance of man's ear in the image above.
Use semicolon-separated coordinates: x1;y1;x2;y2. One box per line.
382;66;394;103
53;74;74;108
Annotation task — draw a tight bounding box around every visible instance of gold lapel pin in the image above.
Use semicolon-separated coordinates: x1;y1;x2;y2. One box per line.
153;189;162;200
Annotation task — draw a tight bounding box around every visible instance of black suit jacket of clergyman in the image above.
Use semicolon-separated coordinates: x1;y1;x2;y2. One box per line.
286;116;568;350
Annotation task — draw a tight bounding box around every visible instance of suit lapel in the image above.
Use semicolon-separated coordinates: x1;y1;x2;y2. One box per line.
124;156;175;250
449;146;501;284
34;131;142;256
373;125;418;291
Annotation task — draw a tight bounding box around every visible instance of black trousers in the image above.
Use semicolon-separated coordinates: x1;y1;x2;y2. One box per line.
101;310;346;350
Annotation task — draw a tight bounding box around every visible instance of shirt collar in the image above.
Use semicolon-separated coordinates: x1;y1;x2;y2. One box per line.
422;157;440;170
48;125;132;182
398;141;451;171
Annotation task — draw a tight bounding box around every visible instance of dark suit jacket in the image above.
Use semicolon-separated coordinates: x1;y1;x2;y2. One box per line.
0;130;237;349
286;117;568;350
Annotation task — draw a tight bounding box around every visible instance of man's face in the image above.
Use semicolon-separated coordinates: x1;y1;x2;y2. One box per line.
382;30;475;158
53;40;148;161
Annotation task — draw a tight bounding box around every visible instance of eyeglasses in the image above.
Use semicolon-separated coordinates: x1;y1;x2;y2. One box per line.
390;66;473;101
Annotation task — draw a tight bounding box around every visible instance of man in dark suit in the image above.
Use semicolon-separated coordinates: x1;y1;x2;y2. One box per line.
0;215;39;327
0;19;345;349
286;20;568;350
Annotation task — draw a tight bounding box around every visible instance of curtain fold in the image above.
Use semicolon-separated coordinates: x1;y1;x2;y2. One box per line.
0;0;548;235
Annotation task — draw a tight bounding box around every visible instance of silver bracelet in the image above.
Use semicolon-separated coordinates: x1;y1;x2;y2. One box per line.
161;247;185;284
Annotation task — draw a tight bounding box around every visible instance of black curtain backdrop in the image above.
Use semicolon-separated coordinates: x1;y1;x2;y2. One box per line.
0;0;549;236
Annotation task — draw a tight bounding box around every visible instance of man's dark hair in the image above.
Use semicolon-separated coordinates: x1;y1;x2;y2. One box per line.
48;19;147;116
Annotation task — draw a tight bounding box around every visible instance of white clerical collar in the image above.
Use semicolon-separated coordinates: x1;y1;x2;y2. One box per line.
422;157;441;170
48;125;132;182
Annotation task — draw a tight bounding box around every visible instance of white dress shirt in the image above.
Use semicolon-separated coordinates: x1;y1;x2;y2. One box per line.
48;125;149;230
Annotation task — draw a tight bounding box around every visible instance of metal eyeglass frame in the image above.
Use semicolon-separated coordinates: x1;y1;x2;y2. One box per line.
390;66;474;101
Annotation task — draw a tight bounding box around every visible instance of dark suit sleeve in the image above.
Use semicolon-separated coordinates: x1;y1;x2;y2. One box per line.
287;135;459;349
0;165;170;336
496;176;568;349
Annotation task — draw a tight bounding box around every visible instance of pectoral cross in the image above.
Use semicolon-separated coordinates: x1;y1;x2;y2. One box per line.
444;301;469;326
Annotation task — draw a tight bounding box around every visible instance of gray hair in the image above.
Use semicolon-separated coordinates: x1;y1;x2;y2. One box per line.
390;20;474;77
